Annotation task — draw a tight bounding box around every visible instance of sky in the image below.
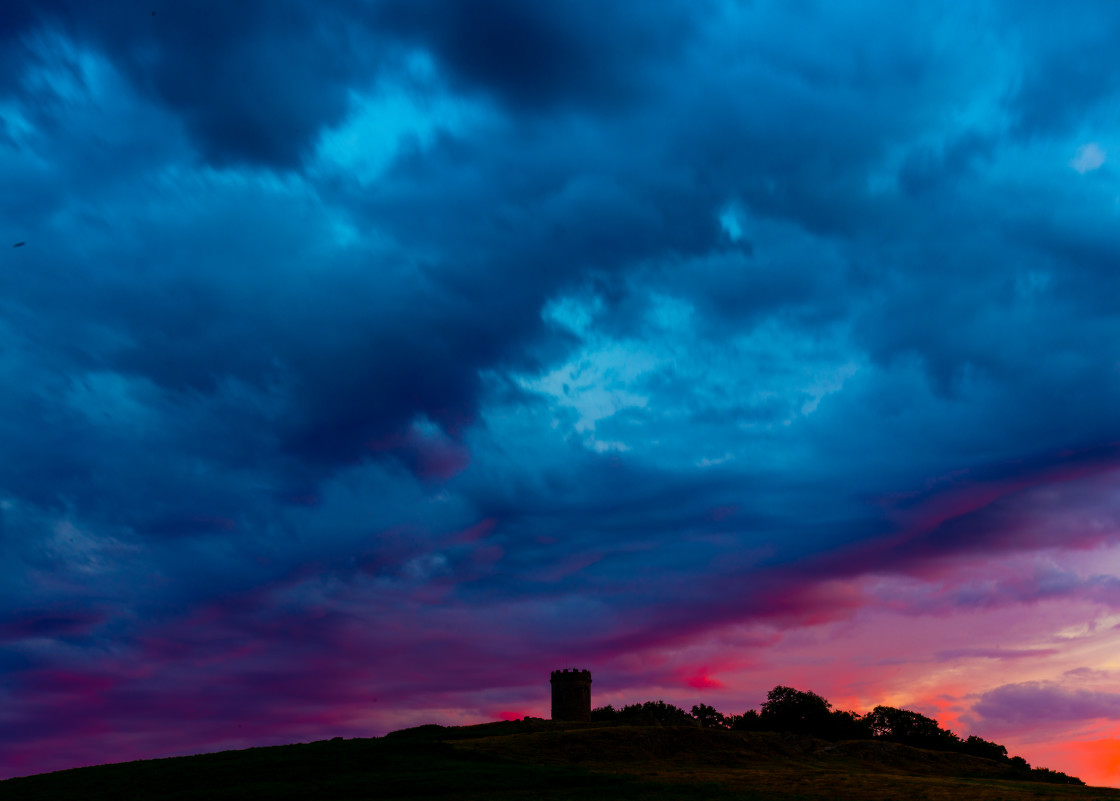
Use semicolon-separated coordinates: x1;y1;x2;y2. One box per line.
2;0;1120;786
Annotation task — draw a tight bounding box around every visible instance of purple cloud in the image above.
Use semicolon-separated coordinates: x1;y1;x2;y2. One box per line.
935;648;1060;662
974;682;1120;726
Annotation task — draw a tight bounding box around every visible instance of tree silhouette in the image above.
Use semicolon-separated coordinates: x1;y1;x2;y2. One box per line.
865;705;960;750
593;700;696;726
590;704;617;722
759;686;834;735
960;734;1008;762
691;703;729;729
586;685;1081;785
827;708;873;740
729;709;761;732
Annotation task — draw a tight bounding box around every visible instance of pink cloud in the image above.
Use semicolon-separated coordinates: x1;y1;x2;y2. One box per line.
684;674;724;690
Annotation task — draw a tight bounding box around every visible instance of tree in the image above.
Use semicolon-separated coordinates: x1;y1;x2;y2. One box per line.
729;709;761;732
960;734;1008;762
1029;767;1084;785
827;709;873;740
614;700;696;726
590;705;617;722
865;706;961;750
691;703;729;729
759;686;834;735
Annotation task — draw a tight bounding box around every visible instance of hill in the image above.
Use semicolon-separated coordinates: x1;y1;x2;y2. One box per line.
3;720;1119;800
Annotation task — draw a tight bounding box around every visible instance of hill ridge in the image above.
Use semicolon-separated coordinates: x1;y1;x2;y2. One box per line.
3;720;1119;800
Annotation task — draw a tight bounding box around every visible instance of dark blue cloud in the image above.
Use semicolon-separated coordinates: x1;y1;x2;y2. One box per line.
370;0;704;111
6;0;379;167
1003;3;1120;138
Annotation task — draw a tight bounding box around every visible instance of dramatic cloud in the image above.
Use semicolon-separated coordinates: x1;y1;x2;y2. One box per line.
974;682;1120;727
3;0;1120;787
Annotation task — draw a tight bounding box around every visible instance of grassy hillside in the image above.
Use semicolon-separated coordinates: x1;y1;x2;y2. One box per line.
3;720;1119;801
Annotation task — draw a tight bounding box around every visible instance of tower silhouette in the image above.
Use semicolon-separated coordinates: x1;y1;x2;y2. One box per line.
550;669;592;722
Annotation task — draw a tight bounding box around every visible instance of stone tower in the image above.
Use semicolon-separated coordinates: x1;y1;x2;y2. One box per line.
550;668;592;722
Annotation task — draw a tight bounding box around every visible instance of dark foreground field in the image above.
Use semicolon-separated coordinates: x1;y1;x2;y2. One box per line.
4;720;1119;801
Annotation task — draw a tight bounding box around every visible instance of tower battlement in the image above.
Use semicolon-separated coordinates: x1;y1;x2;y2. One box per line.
550;668;592;721
550;668;592;681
